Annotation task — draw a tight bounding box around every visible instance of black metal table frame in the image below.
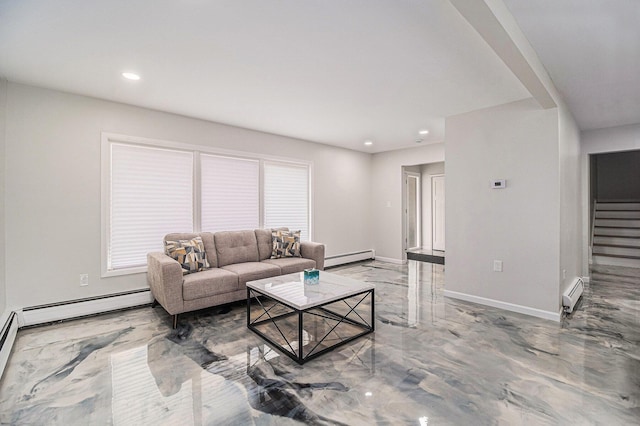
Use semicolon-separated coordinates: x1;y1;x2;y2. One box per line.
246;287;375;364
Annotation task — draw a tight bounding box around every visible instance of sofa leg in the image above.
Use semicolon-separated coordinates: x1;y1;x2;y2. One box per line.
151;299;159;308
172;314;179;329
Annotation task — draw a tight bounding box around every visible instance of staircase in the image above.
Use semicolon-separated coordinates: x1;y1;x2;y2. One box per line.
592;201;640;268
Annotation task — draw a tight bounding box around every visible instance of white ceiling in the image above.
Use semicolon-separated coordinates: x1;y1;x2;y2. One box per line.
7;0;640;152
504;0;640;131
0;0;533;153
3;1;637;151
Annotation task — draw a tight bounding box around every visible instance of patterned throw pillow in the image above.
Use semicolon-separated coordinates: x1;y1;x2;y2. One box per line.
271;230;301;258
164;237;210;274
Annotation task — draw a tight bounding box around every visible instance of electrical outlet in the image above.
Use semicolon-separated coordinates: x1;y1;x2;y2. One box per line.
562;269;567;279
80;273;89;286
493;260;503;272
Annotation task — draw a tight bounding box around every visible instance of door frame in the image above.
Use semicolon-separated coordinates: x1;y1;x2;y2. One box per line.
431;174;445;251
403;171;422;251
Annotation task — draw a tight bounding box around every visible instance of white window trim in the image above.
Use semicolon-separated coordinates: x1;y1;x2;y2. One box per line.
101;132;313;278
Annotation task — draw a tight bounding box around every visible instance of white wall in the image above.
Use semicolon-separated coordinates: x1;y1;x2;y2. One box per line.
371;144;445;261
558;102;582;298
0;79;6;317
4;82;373;308
583;124;640;154
420;162;445;250
445;98;561;315
581;123;640;274
481;0;583;312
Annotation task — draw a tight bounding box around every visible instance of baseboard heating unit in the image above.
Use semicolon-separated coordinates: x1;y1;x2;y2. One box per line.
20;289;153;327
0;312;19;379
324;250;375;268
562;278;584;314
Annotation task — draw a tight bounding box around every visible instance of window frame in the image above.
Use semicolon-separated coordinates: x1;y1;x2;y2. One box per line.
101;132;312;277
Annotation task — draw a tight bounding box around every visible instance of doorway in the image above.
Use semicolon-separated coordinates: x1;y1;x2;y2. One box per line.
405;171;421;250
589;150;640;268
404;162;445;265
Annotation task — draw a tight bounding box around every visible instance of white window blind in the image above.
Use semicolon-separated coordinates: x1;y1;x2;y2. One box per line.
200;154;260;232
109;144;193;270
264;162;309;240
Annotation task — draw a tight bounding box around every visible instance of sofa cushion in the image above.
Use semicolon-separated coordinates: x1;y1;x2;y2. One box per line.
256;227;289;260
255;229;273;261
261;257;316;275
215;230;259;267
164;233;217;268
164;233;199;242
271;229;301;258
182;268;239;301
198;232;217;268
164;237;210;273
221;262;281;286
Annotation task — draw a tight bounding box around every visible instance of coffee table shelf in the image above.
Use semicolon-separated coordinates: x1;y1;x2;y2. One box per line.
246;272;375;364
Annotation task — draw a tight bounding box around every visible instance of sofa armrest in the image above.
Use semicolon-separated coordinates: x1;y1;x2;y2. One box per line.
147;252;184;315
300;242;325;270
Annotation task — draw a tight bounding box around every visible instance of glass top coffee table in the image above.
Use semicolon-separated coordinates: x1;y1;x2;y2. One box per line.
246;271;375;364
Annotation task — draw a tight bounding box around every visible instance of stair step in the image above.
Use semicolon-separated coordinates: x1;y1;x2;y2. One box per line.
597;202;640;210
592;255;640;268
594;219;640;228
590;264;640;279
593;243;640;250
593;236;640;247
592;245;640;257
595;211;640;219
590;272;640;285
594;227;640;237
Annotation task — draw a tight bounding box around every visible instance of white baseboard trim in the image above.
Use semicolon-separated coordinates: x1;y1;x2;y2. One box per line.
20;289;154;327
1;311;19;380
443;290;562;322
582;276;590;284
374;256;406;265
324;250;375;268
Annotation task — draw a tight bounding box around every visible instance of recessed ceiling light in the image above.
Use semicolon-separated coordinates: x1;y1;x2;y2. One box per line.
122;72;141;81
419;129;429;135
364;140;373;146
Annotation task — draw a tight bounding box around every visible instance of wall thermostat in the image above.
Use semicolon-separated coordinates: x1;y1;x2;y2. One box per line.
491;179;506;189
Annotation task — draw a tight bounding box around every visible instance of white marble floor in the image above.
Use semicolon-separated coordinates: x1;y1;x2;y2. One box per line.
0;261;638;425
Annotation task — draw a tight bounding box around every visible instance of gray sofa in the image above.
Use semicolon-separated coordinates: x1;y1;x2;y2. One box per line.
147;228;325;328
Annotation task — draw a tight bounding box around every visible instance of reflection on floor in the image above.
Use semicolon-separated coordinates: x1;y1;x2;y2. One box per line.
249;289;373;363
1;261;638;425
406;248;445;264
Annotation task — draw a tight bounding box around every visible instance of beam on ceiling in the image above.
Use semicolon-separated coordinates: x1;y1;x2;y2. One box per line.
450;0;557;109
